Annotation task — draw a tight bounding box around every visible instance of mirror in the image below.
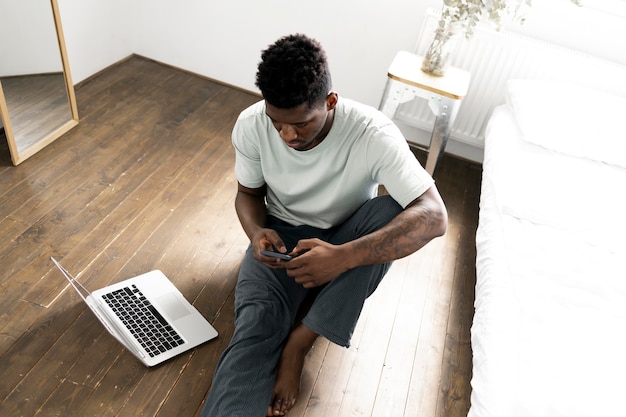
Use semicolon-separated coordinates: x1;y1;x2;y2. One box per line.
0;0;79;166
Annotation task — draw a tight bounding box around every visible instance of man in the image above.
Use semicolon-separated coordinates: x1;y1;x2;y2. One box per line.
201;34;447;417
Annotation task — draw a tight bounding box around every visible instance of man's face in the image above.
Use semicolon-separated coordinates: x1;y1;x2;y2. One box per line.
265;93;337;152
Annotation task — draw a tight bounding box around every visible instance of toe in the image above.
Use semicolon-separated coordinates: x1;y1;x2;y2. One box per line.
273;399;286;416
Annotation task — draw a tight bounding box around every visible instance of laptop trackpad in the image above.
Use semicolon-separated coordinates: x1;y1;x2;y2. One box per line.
155;293;192;321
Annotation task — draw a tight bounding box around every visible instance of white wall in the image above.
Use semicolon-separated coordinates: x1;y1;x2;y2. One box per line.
508;0;626;66
52;0;626;161
47;0;626;100
129;0;429;107
60;0;626;104
0;1;61;76
57;0;136;84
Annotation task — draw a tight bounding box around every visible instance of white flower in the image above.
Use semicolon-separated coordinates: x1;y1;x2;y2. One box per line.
438;0;580;38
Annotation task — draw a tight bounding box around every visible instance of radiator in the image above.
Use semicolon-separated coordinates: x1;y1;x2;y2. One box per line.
395;9;626;148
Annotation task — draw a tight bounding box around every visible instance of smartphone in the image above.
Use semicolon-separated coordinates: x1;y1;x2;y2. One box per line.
260;250;293;261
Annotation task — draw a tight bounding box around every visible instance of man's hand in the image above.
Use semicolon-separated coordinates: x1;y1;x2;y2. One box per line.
251;227;290;269
283;239;351;288
236;182;290;269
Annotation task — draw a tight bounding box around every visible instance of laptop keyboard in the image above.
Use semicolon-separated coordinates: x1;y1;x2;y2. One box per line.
102;285;185;357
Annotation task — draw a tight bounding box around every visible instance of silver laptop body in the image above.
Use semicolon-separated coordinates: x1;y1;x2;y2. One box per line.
51;257;218;367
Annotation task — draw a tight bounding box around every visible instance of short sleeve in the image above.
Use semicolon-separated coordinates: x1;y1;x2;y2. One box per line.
368;123;434;208
232;114;266;189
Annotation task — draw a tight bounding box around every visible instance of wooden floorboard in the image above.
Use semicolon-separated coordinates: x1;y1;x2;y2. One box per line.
0;55;481;417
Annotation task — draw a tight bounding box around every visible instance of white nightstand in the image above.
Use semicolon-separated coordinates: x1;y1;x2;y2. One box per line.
379;51;471;175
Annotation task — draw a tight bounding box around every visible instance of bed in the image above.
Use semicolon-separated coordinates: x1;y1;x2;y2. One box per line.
470;79;626;417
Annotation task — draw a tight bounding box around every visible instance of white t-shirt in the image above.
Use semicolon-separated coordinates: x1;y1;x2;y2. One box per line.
233;97;434;229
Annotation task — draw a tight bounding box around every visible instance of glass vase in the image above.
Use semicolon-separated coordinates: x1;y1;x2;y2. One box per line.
421;26;460;77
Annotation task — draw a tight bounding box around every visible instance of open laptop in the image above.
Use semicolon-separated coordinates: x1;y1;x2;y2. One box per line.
51;257;218;367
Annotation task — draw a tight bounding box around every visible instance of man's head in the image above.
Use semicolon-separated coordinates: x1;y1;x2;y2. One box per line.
256;34;332;110
256;34;338;152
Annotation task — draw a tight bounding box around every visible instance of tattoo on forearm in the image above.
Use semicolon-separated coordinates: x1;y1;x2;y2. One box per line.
354;204;444;264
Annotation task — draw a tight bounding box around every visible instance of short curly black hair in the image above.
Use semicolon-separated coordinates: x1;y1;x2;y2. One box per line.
255;34;332;109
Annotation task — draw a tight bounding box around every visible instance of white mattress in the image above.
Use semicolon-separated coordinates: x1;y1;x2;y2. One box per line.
470;104;626;417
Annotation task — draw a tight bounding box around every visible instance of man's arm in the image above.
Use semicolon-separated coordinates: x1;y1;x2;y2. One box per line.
235;182;267;241
286;185;447;288
347;185;447;265
235;182;288;260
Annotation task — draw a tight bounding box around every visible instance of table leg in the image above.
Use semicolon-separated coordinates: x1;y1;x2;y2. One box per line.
378;79;400;118
425;96;460;175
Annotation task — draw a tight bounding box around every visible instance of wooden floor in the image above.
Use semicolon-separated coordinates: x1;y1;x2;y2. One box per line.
0;56;481;417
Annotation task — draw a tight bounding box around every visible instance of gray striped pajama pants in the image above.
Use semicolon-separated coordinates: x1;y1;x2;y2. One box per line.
201;195;403;417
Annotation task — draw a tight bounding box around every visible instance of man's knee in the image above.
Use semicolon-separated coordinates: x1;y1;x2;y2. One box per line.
364;195;403;223
336;195;403;242
233;281;293;348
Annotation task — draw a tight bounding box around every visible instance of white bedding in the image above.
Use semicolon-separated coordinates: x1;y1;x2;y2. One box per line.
470;84;626;417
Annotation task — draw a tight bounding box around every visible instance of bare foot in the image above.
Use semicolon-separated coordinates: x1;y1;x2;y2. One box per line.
267;325;318;416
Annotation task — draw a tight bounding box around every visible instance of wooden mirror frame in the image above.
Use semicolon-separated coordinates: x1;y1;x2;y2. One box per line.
0;0;79;166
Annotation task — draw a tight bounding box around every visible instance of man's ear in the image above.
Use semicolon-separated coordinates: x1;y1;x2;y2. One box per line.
326;91;338;111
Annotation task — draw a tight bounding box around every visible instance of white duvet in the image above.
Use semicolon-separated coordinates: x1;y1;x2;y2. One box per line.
470;88;626;417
